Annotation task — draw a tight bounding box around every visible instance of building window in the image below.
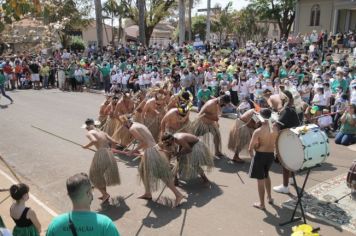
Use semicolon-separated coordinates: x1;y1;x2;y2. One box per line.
310;4;320;26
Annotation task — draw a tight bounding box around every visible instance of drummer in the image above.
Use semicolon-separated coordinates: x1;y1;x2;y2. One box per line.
248;108;279;210
273;90;301;194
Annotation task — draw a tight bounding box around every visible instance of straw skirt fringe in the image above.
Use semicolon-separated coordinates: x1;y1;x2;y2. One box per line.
89;148;121;188
102;117;120;136
112;125;133;146
139;146;173;192
144;116;161;142
228;119;254;153
98;115;107;130
179;140;214;180
190;118;221;153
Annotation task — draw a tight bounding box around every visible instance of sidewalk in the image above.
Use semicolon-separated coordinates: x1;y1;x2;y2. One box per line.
0;161;57;236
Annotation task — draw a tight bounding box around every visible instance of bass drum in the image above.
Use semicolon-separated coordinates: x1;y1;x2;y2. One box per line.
347;160;356;191
277;124;330;172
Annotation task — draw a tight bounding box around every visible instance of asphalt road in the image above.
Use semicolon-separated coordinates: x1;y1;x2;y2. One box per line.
0;89;354;236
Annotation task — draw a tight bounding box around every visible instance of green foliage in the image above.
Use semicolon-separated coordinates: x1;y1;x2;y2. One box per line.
43;0;91;48
249;0;296;38
0;0;33;33
121;0;176;45
211;1;233;44
191;15;206;41
70;36;86;51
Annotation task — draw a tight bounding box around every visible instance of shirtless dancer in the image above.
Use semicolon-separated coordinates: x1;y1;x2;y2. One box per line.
190;95;231;157
98;96;111;129
160;103;190;138
102;96;120;136
166;90;192;111
161;132;214;185
121;116;185;207
248;109;278;210
228;109;260;163
112;92;135;147
142;93;166;142
82;119;121;203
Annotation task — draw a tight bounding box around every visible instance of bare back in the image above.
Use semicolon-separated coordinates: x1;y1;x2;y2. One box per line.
254;124;278;153
87;129;110;149
130;122;156;148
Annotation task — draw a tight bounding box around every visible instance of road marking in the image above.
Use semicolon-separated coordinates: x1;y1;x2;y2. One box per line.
0;168;58;217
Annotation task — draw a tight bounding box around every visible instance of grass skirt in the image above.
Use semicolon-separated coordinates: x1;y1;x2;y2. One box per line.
133;111;143;124
89;148;121;188
139;146;173;192
12;225;39;236
98;115;107;130
112;125;133;146
190;118;221;154
179;140;214;180
144;115;160;142
102;117;120;136
228;119;254;153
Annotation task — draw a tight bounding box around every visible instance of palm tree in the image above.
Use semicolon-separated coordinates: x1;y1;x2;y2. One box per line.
94;0;104;49
102;0;121;45
178;0;185;45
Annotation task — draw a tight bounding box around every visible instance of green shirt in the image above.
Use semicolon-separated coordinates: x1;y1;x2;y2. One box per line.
331;79;348;94
340;114;356;135
99;65;111;77
197;89;212;102
0;73;5;85
46;212;120;236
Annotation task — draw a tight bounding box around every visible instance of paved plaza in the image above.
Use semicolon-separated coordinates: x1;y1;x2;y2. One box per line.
0;90;355;236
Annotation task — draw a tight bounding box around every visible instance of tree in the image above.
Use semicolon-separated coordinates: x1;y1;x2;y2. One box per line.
137;0;146;46
187;0;193;41
249;0;296;39
211;2;233;45
94;0;104;49
42;0;91;49
102;0;126;45
122;0;176;46
0;0;33;32
191;15;206;40
178;0;185;45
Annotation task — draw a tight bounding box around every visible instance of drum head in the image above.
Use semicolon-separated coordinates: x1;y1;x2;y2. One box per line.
277;129;304;171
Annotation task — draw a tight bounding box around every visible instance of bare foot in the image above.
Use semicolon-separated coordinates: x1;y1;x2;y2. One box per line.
174;195;186;208
253;202;265;210
138;194;152;200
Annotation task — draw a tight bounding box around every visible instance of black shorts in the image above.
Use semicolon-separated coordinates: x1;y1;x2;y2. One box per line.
249;151;275;180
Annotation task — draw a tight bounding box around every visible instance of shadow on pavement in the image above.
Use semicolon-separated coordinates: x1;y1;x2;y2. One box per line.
179;181;223;208
97;195;132;221
263;199;345;236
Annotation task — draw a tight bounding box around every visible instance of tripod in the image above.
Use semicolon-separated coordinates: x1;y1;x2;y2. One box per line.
280;165;320;228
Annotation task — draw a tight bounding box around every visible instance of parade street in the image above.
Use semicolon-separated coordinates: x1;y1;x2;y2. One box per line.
0;90;355;236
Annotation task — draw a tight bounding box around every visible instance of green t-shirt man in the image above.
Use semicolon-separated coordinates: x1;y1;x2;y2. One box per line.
46;211;120;236
197;88;212;102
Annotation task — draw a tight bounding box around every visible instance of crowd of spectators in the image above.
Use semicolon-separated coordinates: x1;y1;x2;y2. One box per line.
1;30;356;146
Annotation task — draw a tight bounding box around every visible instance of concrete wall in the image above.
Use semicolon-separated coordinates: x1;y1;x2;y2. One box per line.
297;0;333;34
296;0;356;34
81;22;113;47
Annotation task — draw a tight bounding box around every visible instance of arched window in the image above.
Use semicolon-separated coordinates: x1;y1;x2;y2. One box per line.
310;4;320;26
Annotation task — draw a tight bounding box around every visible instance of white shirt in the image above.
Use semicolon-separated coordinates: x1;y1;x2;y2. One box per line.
122;74;130;85
247;77;258;94
318;116;332;128
312;93;327;106
111;74;118;84
238;80;249;96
